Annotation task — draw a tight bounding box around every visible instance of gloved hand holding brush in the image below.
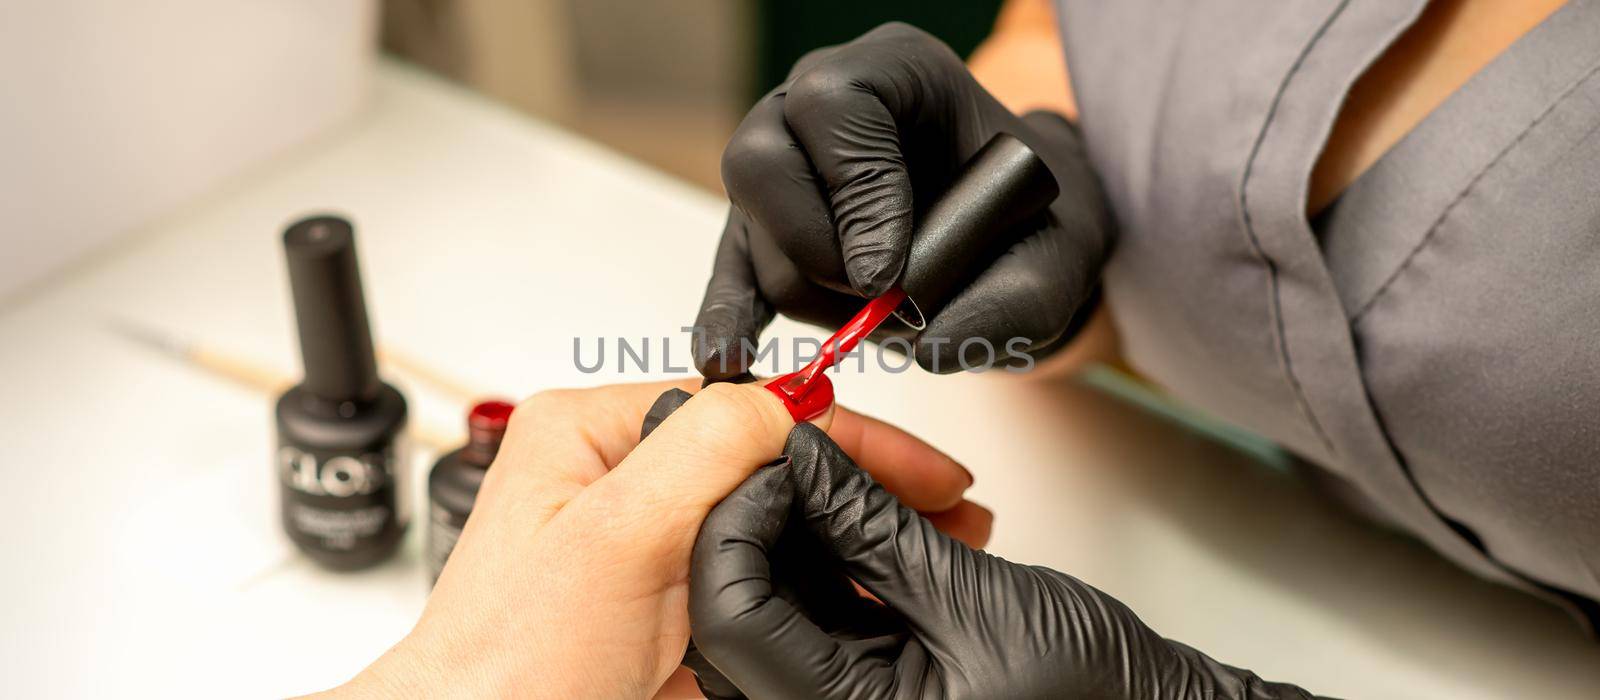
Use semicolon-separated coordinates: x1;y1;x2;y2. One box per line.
694;22;1115;379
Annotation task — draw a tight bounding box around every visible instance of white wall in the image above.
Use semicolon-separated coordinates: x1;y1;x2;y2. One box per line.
0;0;377;300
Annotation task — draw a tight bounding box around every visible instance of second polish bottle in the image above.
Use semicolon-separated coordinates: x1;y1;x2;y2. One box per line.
426;399;514;585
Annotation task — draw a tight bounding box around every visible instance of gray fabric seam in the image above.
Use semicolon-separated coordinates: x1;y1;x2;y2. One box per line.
1331;48;1600;628
1350;56;1600;323
1236;0;1352;457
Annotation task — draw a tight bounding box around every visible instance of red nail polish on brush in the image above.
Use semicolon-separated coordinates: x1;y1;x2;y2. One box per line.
765;289;902;421
765;133;1060;421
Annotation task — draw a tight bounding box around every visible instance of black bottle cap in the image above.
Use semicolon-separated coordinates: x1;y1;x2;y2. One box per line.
894;133;1059;329
283;215;381;402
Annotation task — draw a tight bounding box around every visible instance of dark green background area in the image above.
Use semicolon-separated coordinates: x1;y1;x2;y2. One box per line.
753;0;1005;101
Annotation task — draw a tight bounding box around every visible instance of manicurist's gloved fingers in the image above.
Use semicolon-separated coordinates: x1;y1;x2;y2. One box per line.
690;462;900;700
745;211;869;331
696;24;1116;381
783;423;968;631
695;209;867;380
722;93;848;292
686;416;1327;698
779;27;938;296
695;213;775;380
695;208;870;381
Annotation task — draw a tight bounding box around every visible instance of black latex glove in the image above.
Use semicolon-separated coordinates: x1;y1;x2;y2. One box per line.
694;22;1114;379
688;423;1326;699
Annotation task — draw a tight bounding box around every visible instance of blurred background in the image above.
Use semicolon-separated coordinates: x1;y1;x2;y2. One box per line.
0;0;1001;301
383;0;1003;192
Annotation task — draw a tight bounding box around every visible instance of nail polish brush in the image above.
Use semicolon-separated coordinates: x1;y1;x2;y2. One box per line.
766;132;1061;421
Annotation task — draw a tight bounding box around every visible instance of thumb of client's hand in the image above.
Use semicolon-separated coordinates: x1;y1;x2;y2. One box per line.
612;382;823;542
380;382;807;700
574;382;812;697
635;383;831;699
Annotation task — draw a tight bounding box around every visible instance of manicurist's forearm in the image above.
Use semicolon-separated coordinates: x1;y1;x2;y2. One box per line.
968;0;1077;118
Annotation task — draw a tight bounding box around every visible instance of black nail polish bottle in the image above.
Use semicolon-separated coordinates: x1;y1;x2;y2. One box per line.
426;400;513;585
275;215;408;571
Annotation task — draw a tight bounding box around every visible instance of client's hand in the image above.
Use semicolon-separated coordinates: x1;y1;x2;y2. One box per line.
317;380;989;699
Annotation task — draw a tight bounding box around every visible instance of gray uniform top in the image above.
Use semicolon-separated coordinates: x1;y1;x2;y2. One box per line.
1055;0;1600;631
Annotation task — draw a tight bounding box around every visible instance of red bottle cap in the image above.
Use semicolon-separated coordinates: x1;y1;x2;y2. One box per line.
464;399;515;465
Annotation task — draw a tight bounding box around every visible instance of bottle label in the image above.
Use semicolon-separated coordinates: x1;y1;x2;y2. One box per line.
425;501;469;584
277;438;406;553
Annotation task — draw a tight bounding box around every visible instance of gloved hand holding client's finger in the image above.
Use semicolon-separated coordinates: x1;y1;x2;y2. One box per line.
687;422;1325;700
